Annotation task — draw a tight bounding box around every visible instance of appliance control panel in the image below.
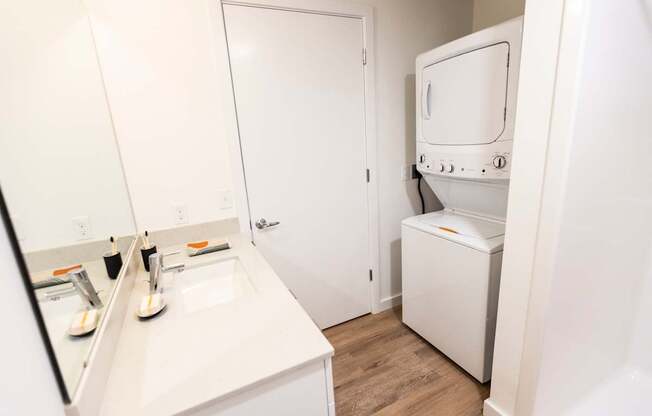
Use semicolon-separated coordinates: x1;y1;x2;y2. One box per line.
416;143;512;180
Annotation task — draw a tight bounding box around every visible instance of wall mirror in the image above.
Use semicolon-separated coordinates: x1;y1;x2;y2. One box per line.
0;0;136;401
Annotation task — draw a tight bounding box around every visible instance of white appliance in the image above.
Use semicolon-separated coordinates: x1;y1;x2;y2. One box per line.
402;17;523;383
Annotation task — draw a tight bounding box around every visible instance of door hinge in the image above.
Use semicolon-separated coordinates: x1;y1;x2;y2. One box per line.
366;168;370;183
369;269;373;282
362;48;367;65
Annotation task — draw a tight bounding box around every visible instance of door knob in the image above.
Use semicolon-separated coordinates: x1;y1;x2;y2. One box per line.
255;218;280;230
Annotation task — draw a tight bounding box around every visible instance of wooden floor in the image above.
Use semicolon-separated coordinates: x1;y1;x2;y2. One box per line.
323;307;490;416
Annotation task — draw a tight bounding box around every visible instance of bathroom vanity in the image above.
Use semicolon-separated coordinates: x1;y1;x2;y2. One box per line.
88;232;334;416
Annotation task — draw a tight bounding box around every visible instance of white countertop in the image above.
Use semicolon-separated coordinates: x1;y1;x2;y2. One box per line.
99;233;333;416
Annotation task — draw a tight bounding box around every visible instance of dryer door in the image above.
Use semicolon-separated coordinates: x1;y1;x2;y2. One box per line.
421;42;510;145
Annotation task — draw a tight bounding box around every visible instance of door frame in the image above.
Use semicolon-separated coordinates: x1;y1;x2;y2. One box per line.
218;0;383;314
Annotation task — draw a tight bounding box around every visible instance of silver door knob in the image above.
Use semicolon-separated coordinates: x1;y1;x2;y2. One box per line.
255;218;280;230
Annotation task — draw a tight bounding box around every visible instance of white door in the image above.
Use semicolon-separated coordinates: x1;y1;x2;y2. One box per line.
224;4;371;329
421;43;510;145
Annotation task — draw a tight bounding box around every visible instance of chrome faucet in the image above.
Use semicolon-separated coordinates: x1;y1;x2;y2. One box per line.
148;251;184;294
68;268;103;310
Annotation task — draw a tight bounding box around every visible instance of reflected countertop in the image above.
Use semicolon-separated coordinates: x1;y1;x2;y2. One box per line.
35;259;117;395
99;233;333;416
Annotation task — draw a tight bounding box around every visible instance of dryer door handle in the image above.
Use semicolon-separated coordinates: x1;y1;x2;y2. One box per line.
422;80;432;120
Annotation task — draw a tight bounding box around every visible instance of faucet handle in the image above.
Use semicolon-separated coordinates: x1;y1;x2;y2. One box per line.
148;249;179;258
148;250;181;270
160;251;184;273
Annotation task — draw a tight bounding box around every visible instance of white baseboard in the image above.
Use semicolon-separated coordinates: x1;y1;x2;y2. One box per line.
483;398;509;416
377;293;401;312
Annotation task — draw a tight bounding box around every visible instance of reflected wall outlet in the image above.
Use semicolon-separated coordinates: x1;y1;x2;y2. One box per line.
173;204;189;225
217;189;233;210
72;216;92;240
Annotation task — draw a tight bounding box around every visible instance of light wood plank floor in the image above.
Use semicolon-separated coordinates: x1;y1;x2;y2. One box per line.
323;307;490;416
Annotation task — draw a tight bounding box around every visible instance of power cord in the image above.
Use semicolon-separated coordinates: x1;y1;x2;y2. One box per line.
417;175;425;215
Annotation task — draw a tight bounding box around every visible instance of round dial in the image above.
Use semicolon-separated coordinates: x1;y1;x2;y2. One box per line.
439;163;445;173
419;154;426;164
447;164;454;173
493;155;507;169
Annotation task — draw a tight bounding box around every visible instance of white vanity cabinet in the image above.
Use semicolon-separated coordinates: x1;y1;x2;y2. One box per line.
190;359;335;416
95;233;336;416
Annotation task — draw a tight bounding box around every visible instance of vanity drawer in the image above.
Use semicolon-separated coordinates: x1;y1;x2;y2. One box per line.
188;359;333;416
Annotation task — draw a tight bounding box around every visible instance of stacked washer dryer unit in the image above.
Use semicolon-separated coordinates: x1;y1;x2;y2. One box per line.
402;17;523;383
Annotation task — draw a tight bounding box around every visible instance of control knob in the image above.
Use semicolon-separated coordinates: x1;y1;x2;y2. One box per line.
418;154;426;164
492;155;507;169
439;163;445;173
446;164;454;173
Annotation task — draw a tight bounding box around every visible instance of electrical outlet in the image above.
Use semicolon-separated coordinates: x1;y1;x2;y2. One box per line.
173;204;189;225
72;216;92;240
411;164;422;179
401;165;410;181
217;189;233;210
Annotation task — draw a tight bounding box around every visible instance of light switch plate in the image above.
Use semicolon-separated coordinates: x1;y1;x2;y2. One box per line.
401;164;412;181
173;204;189;225
217;189;233;210
72;216;92;240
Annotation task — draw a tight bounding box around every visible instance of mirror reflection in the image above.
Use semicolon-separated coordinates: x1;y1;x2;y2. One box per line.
0;1;135;397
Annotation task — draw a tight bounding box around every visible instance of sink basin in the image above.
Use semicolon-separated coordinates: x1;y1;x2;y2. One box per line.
173;257;255;313
38;288;86;345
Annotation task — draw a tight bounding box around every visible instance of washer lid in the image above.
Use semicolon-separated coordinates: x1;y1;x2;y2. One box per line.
402;210;505;253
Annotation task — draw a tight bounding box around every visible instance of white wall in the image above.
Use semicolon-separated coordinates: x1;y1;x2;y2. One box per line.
84;0;473;306
483;0;566;415
85;0;239;233
515;0;652;414
473;0;525;31
0;214;66;415
629;256;652;373
360;0;474;306
0;0;136;252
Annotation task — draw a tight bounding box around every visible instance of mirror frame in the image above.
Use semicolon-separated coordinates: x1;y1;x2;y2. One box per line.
0;186;70;404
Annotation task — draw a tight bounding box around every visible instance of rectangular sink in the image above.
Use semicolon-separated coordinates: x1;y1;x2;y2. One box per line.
175;257;255;313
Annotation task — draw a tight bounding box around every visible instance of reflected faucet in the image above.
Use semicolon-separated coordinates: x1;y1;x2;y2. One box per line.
148;251;185;294
68;267;103;310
